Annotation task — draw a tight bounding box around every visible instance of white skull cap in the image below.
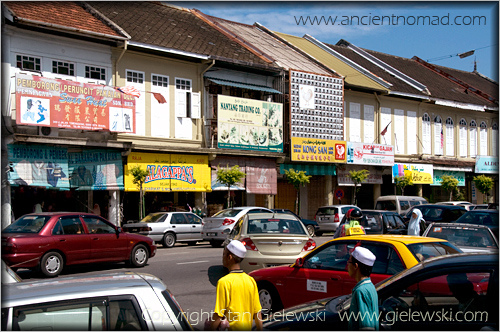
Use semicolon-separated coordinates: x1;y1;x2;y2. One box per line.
226;240;247;259
352;246;376;267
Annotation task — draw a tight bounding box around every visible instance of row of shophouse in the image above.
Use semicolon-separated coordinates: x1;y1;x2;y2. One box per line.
1;1;498;227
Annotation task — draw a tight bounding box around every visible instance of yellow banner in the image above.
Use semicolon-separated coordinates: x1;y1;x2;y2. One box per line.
291;137;347;163
125;153;211;192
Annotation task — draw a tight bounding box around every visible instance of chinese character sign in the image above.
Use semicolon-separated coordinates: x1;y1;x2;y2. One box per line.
15;73;135;133
291;137;347;163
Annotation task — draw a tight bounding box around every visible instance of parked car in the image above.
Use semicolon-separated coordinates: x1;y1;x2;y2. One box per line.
374;195;428;215
2;212;157;277
249;235;461;313
224;212;316;273
314;205;359;235
122;212;203;248
272;208;319;237
262;253;498;331
403;204;467;225
336;210;407;236
436;201;474;211
423;223;499;253
453;209;499;239
487;202;499;210
470;204;489;210
1;260;22;284
202;206;273;247
1;272;193;330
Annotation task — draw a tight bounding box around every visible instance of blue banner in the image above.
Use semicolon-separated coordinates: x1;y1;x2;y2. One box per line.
68;150;124;190
475;156;499;174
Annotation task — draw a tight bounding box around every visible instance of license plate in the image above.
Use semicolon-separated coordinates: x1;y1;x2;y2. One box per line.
321;217;329;222
207;232;216;236
131;228;138;232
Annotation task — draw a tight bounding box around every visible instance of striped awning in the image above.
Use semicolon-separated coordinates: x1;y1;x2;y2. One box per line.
280;163;336;176
207;78;282;94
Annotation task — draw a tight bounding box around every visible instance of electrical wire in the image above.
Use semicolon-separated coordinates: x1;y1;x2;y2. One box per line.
427;44;497;62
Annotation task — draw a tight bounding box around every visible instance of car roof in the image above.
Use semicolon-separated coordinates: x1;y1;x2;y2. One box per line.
329;234;447;245
2;272;165;304
417;204;466;209
466;209;499;214
428;222;491;229
18;212;101;217
317;205;357;208
362;210;397;214
247;213;298;221
419;252;498;269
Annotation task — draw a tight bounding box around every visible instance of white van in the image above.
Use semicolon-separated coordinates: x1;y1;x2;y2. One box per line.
374;195;428;215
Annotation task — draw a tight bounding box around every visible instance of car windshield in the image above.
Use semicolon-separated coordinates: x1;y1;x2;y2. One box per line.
407;242;461;261
316;207;338;215
247;218;306;235
427;226;497;249
212;209;242;218
3;215;51;233
140;213;167;223
419;206;444;219
375;201;397;211
457;211;499;226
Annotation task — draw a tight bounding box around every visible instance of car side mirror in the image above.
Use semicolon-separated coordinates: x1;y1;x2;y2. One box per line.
116;227;122;234
295;257;304;268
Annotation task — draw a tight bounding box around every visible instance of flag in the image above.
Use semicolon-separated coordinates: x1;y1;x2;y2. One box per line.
118;85;141;98
151;92;167;104
381;121;391;136
440;127;444;149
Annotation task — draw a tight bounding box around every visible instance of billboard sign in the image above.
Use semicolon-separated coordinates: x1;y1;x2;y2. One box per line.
346;142;394;166
291;137;346;163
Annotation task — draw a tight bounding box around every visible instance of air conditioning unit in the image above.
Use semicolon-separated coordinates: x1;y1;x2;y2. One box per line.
38;126;59;137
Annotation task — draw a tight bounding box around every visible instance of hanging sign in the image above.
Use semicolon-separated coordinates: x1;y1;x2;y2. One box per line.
291;137;346;163
346;142;394;166
15;73;135;133
392;163;433;184
432;170;465;187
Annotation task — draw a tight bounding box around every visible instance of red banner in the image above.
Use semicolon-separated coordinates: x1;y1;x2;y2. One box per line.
15;73;135;133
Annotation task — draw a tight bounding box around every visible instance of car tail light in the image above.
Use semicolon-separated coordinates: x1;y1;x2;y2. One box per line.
302;239;316;252
314;214;317;221
3;242;17;253
222;218;236;226
334;213;339;223
240;238;258;251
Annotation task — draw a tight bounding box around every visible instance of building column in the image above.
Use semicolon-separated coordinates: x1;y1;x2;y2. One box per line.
194;192;203;210
416;184;423;197
265;194;274;209
326;175;333;205
300;183;308;219
108;190;120;226
373;183;381;201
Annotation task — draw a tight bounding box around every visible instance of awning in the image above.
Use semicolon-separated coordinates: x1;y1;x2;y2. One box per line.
280;163;336;176
434;166;474;172
207;78;282;94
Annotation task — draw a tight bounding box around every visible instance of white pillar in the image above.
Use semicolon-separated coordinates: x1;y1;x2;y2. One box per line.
108;190;120;226
326;175;333;205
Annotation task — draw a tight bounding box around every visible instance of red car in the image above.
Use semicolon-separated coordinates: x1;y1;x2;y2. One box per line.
2;212;157;277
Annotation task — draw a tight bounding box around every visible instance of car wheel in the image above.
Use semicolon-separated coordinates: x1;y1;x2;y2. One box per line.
162;232;176;248
187;241;197;246
306;225;315;237
210;240;223;248
130;244;149;267
258;284;283;314
40;251;63;277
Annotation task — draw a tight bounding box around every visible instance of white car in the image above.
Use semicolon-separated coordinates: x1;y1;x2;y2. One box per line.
202;206;273;247
2;272;193;330
436;201;474;211
314;205;359;235
123;212;203;248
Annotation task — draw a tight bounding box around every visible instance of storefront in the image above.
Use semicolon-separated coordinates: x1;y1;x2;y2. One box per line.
473;156;499;204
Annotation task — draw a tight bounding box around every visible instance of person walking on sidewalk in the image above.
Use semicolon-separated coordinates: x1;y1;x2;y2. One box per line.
347;246;379;331
208;240;263;331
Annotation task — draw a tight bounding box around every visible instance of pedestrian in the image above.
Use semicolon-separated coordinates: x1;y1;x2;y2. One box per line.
347;246;379;331
33;201;44;213
208;240;263;331
407;209;423;236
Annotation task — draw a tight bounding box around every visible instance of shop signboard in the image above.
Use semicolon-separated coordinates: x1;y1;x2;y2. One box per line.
217;95;283;152
392;163;433;184
125;153;211;192
432;170;466;187
291;137;346;163
68;150;124;190
475;156;499;174
15;73;135;133
346;142;394;166
7;144;70;189
337;166;383;186
245;159;277;195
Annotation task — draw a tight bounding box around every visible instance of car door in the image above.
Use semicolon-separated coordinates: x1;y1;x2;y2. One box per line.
50;216;91;264
82;216;129;261
170;213;190;241
184;213;203;241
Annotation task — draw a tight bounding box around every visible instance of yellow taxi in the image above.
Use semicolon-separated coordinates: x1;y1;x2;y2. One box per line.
249;234;461;312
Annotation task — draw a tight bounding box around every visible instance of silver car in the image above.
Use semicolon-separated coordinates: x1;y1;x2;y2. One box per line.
123;212;203;248
314;205;359;235
202;206;273;247
423;222;499;254
1;272;193;330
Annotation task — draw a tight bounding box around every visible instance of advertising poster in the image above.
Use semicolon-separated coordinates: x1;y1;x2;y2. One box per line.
432;170;465;187
338;166;383;186
68;150;124;190
392;163;433;184
125;153;211;192
291;137;346;163
217;95;283;152
475;156;499;174
346;142;394;166
15;73;135;133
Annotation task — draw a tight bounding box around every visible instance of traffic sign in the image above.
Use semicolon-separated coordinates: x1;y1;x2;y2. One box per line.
335;188;344;200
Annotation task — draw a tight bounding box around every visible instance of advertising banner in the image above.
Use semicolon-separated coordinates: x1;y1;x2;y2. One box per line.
8;144;70;189
337;166;383;186
217;95;283;152
125;153;211;192
346;142;394;166
392;163;433;184
291;137;346;163
475;156;499;174
432;170;465;187
245;158;277;195
68;150;124;190
15;73;135;133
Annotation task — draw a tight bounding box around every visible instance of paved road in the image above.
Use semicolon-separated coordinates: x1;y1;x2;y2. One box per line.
16;235;333;330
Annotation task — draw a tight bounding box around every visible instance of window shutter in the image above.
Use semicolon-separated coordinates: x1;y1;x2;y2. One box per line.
175;90;187;117
191;92;201;119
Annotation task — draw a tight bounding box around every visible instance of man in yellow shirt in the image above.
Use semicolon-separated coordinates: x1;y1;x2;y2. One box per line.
209;240;263;331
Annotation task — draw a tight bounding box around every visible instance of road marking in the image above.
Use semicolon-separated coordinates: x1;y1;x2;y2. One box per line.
176;260;209;265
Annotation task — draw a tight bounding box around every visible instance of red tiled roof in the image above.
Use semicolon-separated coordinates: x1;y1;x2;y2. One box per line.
3;1;126;39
